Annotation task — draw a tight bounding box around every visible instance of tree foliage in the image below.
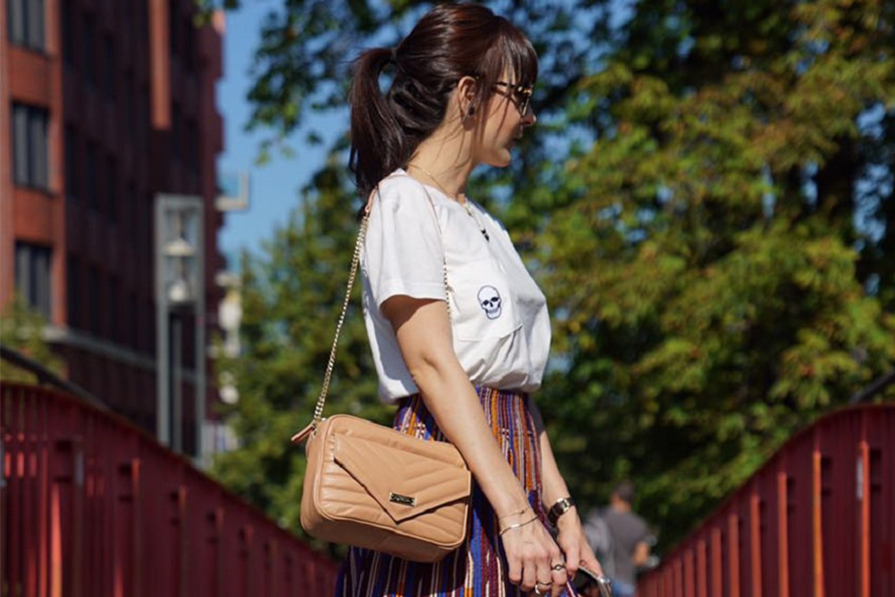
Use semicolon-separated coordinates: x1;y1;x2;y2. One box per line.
211;0;895;551
0;294;64;383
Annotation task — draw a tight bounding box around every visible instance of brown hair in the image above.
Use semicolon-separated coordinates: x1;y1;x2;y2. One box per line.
348;2;538;202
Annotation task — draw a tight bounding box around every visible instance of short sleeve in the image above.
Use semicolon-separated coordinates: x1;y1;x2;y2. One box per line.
363;178;446;309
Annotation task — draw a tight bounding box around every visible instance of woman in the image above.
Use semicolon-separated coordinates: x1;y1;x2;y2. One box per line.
338;3;603;596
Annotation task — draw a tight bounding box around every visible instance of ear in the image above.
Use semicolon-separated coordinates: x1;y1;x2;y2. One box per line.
455;75;479;117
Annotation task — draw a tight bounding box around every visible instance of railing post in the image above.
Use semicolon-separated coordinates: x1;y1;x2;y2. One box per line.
728;512;740;597
116;459;142;597
206;506;224;597
777;469;790;597
812;432;825;597
52;437;84;597
858;412;870;597
749;490;762;597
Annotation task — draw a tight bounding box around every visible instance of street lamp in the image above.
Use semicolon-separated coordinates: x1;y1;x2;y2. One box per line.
155;194;205;459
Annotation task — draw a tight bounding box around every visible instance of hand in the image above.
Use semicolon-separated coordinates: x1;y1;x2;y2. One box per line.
554;508;604;580
500;512;569;597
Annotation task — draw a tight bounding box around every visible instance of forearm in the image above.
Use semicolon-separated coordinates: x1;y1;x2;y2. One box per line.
528;399;572;509
410;355;531;517
386;297;531;519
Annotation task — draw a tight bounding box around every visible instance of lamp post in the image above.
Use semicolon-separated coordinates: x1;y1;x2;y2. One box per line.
155;194;205;458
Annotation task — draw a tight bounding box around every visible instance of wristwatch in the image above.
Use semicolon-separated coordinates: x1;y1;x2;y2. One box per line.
547;496;576;526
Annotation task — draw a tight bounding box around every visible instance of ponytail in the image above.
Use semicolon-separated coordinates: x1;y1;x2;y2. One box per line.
348;47;404;207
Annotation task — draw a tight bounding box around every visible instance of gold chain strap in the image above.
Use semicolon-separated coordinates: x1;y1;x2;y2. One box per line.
310;206;371;428
311;180;449;429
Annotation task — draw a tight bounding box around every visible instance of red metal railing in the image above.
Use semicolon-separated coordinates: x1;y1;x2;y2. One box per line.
637;404;895;597
1;382;339;597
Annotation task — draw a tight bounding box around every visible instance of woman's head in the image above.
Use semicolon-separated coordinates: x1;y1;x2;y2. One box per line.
349;2;538;198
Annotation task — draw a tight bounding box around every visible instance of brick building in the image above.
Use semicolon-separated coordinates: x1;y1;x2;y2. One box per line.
1;0;226;457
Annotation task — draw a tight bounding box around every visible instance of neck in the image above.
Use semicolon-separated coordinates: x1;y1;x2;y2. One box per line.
611;499;631;513
406;132;476;200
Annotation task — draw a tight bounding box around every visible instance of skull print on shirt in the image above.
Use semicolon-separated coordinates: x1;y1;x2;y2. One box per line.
477;285;502;320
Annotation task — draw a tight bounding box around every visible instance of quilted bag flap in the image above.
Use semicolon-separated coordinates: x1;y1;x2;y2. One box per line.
332;432;471;523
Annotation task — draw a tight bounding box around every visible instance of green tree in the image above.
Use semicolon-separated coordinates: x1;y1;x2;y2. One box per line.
208;0;895;550
534;0;895;544
0;294;64;383
211;160;391;540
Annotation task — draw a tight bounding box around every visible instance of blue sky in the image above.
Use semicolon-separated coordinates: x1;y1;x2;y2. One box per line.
216;1;342;266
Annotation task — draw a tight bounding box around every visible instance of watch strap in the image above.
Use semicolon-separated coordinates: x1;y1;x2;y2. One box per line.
547;496;575;526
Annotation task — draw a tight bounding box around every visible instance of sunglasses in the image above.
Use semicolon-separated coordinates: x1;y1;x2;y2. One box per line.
493;81;534;116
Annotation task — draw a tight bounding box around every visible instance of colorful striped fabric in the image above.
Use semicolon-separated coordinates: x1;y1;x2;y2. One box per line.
335;387;578;597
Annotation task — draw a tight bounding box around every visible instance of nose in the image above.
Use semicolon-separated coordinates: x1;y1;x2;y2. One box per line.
522;107;537;127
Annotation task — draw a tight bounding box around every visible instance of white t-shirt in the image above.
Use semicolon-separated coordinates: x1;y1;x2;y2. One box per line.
361;169;551;404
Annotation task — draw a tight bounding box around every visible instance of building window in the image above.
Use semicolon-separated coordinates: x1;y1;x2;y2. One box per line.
106;155;118;224
62;0;74;66
138;85;149;146
7;0;45;51
169;0;180;60
123;71;135;138
184;16;195;72
86;142;98;211
67;255;81;329
103;34;115;102
87;265;100;335
109;275;120;343
15;242;52;319
65;125;79;201
82;13;96;86
186;118;199;175
128;290;137;348
12;102;49;191
171;102;182;163
126;181;137;241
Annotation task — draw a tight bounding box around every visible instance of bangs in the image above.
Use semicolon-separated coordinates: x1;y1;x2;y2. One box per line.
476;17;539;94
497;20;539;87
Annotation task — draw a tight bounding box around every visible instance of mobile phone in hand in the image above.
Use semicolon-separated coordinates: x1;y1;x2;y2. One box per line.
571;566;612;597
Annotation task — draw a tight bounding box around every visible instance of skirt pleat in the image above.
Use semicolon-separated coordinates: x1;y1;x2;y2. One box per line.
335;387;576;597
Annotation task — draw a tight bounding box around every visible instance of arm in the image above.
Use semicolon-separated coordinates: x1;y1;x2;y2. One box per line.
382;295;568;596
528;400;605;578
633;540;651;567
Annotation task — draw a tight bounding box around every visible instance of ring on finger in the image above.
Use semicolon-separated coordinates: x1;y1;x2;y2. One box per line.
551;563;565;572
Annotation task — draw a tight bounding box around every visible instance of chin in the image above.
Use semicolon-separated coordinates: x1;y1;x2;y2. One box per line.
486;150;513;168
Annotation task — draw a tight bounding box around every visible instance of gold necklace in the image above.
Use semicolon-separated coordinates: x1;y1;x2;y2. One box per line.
407;164;490;242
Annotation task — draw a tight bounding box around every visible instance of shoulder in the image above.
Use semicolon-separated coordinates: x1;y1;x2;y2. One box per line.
374;172;427;205
626;512;648;534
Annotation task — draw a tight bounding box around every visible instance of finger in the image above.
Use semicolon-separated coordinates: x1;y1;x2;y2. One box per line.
562;542;581;576
579;555;605;579
506;554;522;587
535;556;554;597
550;579;565;597
521;557;537;593
576;542;603;577
549;569;568;597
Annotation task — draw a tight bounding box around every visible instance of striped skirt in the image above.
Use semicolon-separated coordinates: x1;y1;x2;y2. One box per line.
335;387;577;597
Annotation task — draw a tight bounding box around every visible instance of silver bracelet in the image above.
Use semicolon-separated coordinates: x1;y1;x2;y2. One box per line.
499;514;539;536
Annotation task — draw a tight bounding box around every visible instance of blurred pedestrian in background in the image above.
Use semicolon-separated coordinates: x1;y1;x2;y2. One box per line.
583;481;653;597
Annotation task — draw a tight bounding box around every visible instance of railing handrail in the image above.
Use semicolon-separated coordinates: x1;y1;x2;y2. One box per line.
850;367;895;403
0;343;108;410
637;400;895;596
1;381;340;595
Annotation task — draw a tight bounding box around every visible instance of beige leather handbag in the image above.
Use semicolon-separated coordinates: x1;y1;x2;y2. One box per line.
291;186;472;563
